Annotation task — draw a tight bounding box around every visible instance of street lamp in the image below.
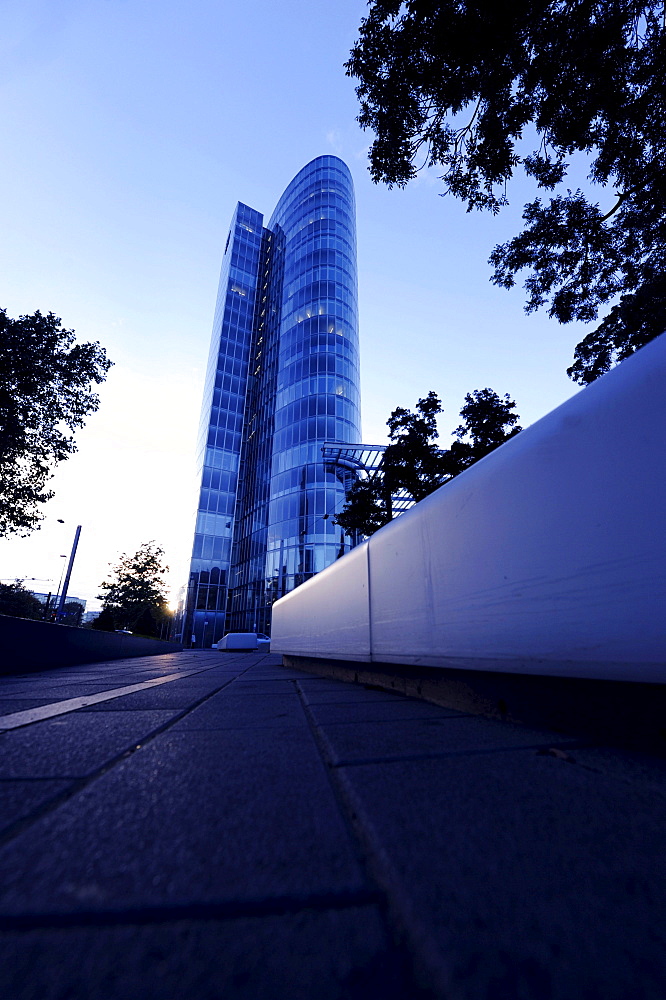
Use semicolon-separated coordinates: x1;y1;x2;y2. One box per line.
51;556;68;621
56;525;82;621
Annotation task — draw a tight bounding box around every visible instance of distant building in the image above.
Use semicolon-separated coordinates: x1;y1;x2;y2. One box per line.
32;592;86;626
32;592;87;612
182;156;362;647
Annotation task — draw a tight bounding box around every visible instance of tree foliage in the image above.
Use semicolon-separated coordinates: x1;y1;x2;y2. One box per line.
336;392;450;537
98;541;170;632
335;389;521;537
346;1;666;382
567;272;666;384
89;606;117;632
132;606;161;638
333;477;389;539
454;388;522;455
0;581;45;621
0;309;112;536
383;390;450;502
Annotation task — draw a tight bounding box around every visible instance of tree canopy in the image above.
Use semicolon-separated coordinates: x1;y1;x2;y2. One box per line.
335;388;521;537
0;581;45;621
346;1;666;382
98;541;170;633
0;309;112;536
90;606;117;632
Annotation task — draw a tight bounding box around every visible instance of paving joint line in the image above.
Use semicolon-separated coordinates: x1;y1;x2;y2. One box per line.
295;679;593;997
329;739;587;768
294;679;429;998
0;888;382;932
300;687;457;998
331;755;452;998
308;712;476;727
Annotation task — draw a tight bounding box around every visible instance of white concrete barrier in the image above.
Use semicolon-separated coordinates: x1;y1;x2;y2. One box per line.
269;541;372;660
216;633;258;650
271;334;666;682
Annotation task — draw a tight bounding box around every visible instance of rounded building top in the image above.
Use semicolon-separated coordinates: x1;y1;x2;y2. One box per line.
269;156;354;233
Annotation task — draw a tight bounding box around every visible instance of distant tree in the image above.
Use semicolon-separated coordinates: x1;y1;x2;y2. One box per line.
335;392;449;537
89;606;117;632
98;541;169;631
346;2;666;382
335;389;521;538
0;581;45;621
383;390;451;502
445;388;522;474
0;309;112;537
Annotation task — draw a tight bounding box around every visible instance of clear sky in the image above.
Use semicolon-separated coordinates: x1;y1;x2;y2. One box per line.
0;0;591;612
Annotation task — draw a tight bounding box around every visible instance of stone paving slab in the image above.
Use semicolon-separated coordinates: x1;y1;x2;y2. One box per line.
564;743;666;793
228;679;311;694
77;683;231;711
0;779;75;837
0;711;179;778
0;726;370;914
299;685;411;705
0;905;409;1000
0;683;127;700
306;699;468;726
239;669;317;681
335;750;666;1000
0;650;664;999
0;699;55;713
315;712;579;766
171;691;309;730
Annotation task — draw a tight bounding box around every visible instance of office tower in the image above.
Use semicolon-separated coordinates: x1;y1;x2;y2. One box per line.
183;156;361;647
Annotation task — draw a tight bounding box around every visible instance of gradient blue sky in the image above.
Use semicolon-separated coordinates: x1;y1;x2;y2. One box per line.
0;0;591;611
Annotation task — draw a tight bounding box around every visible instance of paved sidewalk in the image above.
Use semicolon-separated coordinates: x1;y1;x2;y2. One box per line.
1;651;665;999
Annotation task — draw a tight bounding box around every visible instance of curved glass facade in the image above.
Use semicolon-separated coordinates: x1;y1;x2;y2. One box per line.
183;156;361;645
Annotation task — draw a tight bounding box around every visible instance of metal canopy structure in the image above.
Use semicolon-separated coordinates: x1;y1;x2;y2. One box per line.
322;442;415;517
322;442;386;475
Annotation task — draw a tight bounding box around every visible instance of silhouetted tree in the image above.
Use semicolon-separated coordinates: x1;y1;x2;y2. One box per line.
98;541;169;631
335;389;521;537
90;606;117;632
383;390;451;501
445;388;522;474
133;607;159;638
0;581;45;621
0;309;112;536
346;2;666;382
333;477;392;539
567;274;666;384
335;392;449;537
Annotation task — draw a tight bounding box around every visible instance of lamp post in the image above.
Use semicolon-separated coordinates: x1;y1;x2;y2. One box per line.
56;525;82;622
49;557;68;620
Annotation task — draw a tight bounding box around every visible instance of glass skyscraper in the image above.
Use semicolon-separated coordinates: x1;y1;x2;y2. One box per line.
183;155;361;647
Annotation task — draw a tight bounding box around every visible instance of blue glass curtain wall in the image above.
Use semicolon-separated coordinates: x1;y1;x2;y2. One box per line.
183;157;361;646
227;156;361;633
183;203;263;648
